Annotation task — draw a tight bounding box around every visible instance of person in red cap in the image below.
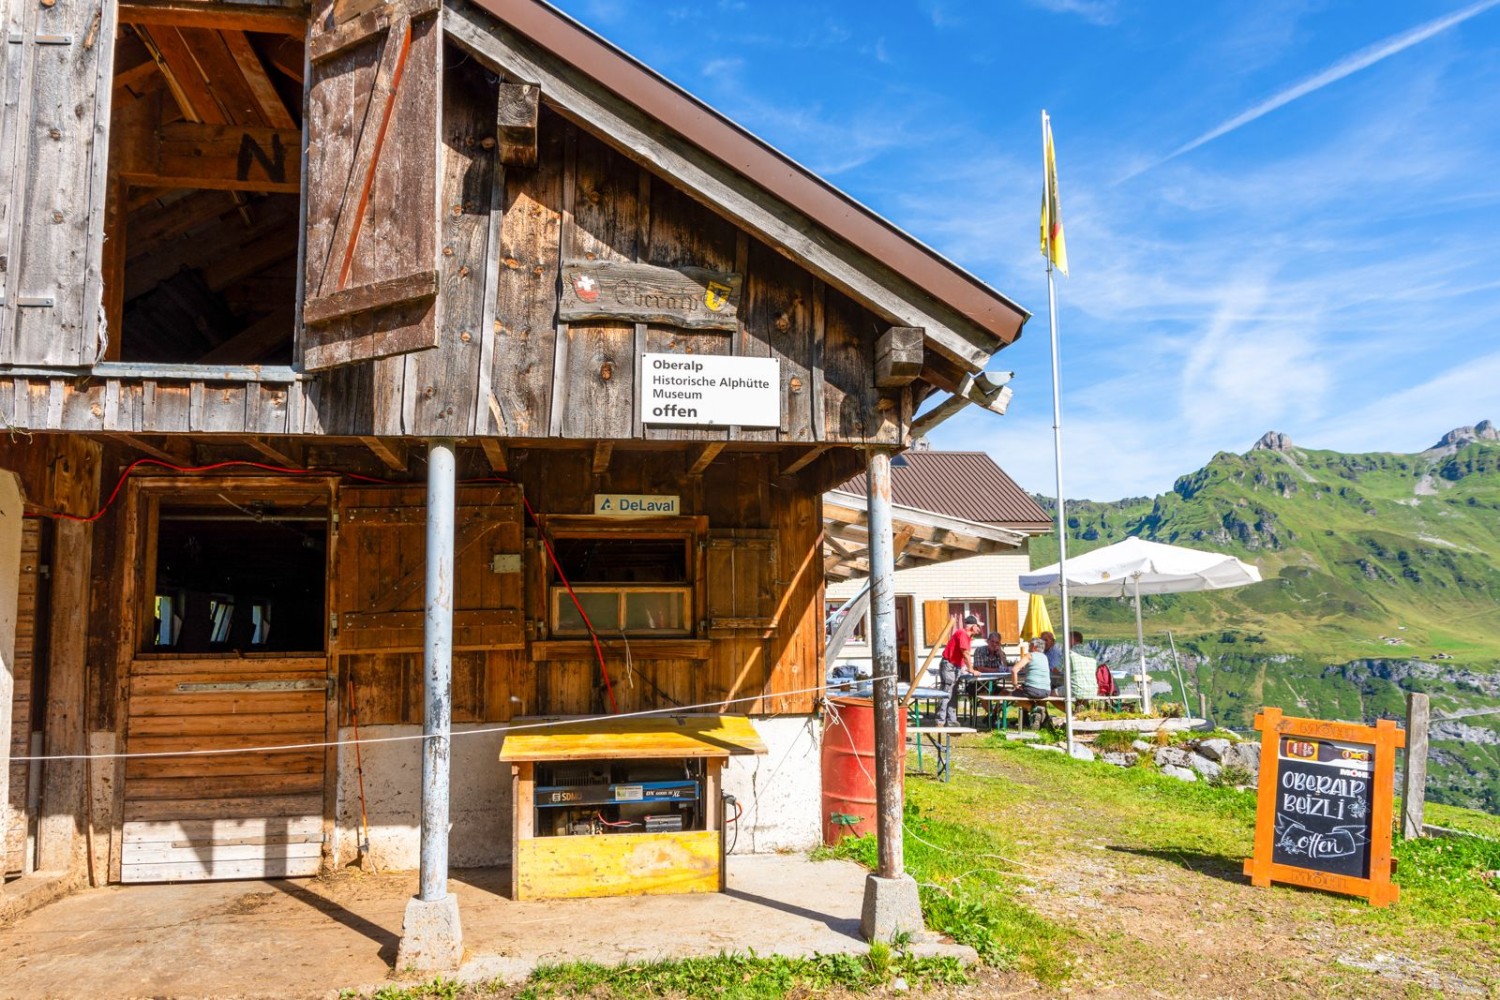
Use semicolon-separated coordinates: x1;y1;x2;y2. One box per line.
937;614;982;726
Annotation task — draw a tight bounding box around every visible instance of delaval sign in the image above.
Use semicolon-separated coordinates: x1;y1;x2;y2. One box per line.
640;353;780;427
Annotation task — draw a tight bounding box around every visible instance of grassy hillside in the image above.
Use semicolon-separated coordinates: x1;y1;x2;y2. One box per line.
1029;428;1500;812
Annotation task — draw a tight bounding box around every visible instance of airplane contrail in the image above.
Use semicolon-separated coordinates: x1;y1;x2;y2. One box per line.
1126;0;1500;179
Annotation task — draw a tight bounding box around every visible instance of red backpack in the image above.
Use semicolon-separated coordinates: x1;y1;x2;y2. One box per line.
1096;662;1119;697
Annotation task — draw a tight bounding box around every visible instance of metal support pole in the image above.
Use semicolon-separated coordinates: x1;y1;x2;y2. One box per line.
866;448;902;879
420;438;456;903
1133;576;1151;716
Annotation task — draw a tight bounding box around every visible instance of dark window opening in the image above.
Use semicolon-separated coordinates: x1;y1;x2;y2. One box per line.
151;505;326;653
106;24;305;364
551;537;688;583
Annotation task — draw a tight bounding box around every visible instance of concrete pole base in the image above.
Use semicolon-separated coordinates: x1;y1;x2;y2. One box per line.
395;893;464;972
860;872;925;943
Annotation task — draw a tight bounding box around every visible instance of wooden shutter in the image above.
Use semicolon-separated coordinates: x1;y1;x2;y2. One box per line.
0;0;116;365
335;484;525;649
994;600;1020;646
300;0;442;371
706;530;777;635
921;599;950;647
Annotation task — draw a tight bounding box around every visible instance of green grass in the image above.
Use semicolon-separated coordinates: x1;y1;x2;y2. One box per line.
349;951;970;1000
514;951;969;999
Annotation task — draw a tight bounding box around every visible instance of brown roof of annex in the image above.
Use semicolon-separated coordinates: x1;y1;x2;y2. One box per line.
468;0;1030;353
840;452;1052;530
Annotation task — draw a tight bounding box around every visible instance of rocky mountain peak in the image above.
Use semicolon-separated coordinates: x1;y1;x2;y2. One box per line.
1427;420;1498;454
1251;431;1293;453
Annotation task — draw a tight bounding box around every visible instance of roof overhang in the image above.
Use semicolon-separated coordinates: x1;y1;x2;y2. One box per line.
823;489;1028;582
447;0;1030;375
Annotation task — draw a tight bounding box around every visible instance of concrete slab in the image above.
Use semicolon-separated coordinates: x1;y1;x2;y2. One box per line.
0;855;888;999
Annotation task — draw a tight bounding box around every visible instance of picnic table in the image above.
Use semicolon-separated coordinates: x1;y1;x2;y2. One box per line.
906;725;975;782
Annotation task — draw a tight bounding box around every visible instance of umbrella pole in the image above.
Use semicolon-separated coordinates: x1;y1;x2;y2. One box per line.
1133;575;1150;716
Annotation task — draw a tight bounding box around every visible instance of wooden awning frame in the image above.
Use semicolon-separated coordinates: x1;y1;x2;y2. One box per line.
822;489;1036;581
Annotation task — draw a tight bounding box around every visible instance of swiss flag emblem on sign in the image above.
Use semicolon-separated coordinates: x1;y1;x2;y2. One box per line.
572;273;600;303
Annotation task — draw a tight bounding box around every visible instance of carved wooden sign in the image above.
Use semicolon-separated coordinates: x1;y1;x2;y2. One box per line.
560;260;742;331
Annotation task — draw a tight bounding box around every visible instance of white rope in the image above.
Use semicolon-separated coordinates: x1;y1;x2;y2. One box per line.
9;675;893;763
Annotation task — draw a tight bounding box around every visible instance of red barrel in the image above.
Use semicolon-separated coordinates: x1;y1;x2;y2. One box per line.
821;696;906;845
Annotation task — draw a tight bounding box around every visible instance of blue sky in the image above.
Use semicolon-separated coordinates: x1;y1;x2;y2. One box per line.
550;0;1500;500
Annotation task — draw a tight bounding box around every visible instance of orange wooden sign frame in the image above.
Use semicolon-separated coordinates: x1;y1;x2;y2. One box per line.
1243;707;1405;907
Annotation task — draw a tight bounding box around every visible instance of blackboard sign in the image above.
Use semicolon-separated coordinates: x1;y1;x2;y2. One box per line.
1243;708;1404;907
1270;736;1375;879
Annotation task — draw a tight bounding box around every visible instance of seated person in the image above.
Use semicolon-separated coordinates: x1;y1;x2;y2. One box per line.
1063;629;1099;700
1010;637;1052;699
972;631;1009;672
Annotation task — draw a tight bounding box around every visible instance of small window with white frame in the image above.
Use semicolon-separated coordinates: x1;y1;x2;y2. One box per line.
547;531;694;638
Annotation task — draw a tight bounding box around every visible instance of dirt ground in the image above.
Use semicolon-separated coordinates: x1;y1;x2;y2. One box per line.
944;742;1499;1000
0;855;884;1000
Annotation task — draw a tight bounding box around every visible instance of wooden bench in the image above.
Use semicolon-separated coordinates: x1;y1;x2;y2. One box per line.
906;725;975;782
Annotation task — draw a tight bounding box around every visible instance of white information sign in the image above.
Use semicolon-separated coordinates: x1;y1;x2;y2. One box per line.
594;494;681;517
640;353;780;427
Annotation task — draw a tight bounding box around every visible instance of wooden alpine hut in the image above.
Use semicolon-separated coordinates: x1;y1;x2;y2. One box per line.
0;0;1027;961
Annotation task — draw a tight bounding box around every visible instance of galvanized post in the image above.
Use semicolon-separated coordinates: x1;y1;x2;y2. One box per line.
866;448;902;878
420;437;456;902
398;439;463;970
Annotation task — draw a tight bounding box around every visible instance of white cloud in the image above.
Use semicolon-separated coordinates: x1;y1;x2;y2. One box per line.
1022;0;1120;26
1130;0;1500;177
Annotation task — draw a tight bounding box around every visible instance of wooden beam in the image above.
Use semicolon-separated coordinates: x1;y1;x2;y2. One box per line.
138;25;230;124
687;442;726;477
480;439;509;474
875;326;923;387
107;434;182;463
37;520;93;875
780;445;827;477
222;30;298;129
119;122;301;195
360;437;407;473
497;81;540;167
591;441;613;475
119;0;307;35
240;437;303;468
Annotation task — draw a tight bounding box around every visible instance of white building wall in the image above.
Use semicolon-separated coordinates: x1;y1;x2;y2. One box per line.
334;716;824;871
827;543;1034;678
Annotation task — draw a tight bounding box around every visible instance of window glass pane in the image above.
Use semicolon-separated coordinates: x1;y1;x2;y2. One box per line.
209;598;234;644
556;590;620;632
624;591;685;631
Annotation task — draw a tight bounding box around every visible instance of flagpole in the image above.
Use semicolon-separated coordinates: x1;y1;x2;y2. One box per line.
1042;110;1075;754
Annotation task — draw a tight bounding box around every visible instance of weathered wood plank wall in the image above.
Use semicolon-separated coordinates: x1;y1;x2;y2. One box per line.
0;0;117;367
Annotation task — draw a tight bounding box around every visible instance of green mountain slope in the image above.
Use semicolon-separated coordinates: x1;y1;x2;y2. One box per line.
1029;423;1500;812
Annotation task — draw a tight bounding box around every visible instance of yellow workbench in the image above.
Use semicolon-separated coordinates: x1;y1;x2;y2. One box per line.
500;714;766;900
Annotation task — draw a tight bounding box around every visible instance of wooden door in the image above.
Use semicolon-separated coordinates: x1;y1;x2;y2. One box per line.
120;656;329;882
0;0;116;365
300;0;443;371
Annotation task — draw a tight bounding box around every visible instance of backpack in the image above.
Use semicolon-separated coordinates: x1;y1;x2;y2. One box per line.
1096;662;1119;697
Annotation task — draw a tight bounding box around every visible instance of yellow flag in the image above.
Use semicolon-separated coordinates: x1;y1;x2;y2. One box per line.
1040;113;1068;276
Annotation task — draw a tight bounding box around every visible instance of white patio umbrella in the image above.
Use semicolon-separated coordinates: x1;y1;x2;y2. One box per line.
1019;536;1262;714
